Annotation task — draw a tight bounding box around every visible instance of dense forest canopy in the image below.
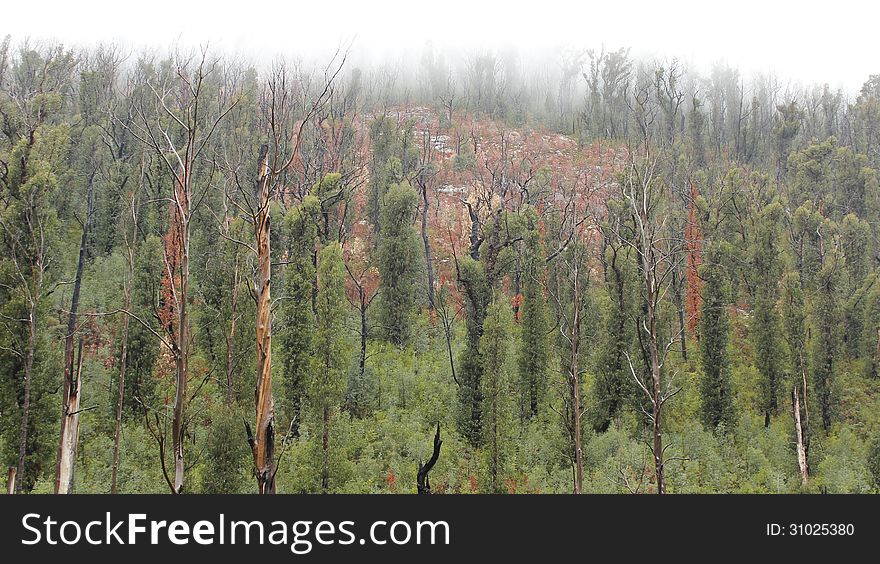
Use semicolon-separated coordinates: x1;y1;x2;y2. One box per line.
3;34;880;494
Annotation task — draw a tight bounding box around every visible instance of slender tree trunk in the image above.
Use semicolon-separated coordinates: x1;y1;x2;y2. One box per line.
251;145;276;494
111;205;138;494
648;299;665;495
111;301;130;494
56;193;91;494
571;260;583;494
16;272;42;494
793;385;809;487
359;291;367;382
171;167;191;495
420;181;436;310
6;467;15;494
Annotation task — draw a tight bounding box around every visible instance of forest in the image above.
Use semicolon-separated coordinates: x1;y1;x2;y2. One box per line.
3;35;880;495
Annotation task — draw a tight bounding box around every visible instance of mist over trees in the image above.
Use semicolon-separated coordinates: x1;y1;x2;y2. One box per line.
4;34;880;494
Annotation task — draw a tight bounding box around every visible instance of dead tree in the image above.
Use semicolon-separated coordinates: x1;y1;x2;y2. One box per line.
417;424;442;494
55;185;94;494
119;48;239;493
548;211;590;494
237;53;347;493
247;145;277;494
792;374;811;487
618;149;685;495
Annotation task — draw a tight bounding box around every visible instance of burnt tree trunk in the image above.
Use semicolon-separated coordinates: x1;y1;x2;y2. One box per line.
417;424;442;494
419;179;436;310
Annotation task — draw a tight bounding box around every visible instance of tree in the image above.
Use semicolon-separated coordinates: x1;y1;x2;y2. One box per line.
377;182;423;346
591;208;637;433
812;258;841;433
416;424;442;494
278;195;320;433
480;298;514;493
751;201;785;427
782;271;810;486
0;44;74;492
617;150;684;494
699;246;734;431
120;49;239;493
311;242;349;492
517;225;549;420
54;183;93;494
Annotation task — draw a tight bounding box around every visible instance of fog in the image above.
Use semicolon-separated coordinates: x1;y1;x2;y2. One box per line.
3;0;878;92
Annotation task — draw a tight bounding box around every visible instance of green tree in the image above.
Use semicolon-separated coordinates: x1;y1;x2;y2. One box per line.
751;201;785;427
310;242;350;492
517;226;549;420
699;247;734;431
278;195;320;431
812;259;841;432
377;182;423;346
481;298;515;493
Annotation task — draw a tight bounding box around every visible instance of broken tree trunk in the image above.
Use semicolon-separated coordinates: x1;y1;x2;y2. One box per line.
249;144;276;494
792;373;810;487
417;424;442;494
55;189;92;494
55;341;84;494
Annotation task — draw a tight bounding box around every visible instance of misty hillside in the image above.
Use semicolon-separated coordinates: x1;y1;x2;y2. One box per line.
2;36;880;494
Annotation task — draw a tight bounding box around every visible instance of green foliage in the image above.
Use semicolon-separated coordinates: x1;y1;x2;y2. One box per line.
480;298;515;492
278;195;321;428
456;256;491;446
200;406;251;493
812;260;842;432
377;182;424;346
699;249;735;431
750;201;785;425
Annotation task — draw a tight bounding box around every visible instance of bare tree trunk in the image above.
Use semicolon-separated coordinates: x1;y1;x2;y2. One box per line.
111;192;139;494
171;168;191;495
793;386;808;486
570;259;584;495
56;191;91;494
6;467;15;494
249;145;276;494
793;371;810;487
55;341;85;494
419;180;436;310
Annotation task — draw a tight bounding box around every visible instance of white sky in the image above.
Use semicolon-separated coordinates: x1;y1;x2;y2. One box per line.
2;0;878;93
